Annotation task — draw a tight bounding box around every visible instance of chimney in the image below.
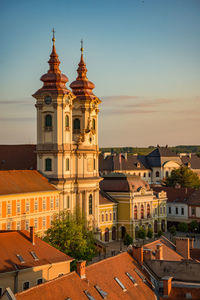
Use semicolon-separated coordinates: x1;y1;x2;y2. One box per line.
176;237;190;259
77;260;86;279
162;276;173;297
155;243;163;260
132;245;143;264
143;249;153;261
30;226;35;245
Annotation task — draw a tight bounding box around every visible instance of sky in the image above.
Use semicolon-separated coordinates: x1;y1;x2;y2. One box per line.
0;0;200;147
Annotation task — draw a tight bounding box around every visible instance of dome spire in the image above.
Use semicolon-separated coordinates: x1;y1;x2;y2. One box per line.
52;28;56;46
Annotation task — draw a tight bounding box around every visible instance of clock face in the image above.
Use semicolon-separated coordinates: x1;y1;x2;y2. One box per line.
44;96;52;105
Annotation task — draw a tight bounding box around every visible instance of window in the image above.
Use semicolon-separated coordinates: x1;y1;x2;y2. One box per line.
143;173;146;178
141;205;144;219
102;213;104;222
93;158;96;170
156;171;160;177
147;204;150;217
17;202;20;213
176;207;178;215
37;279;43;285
126;272;137;286
26;200;30;212
17;221;21;230
114;277;127;292
31;251;39;261
134;205;137;220
110;212;112;221
163;206;166;214
56;198;59;208
64;196;70;209
191;208;196;216
42;216;46;227
7;222;11;230
155;207;158;215
113;212;116;221
149;172;151;177
7;204;11;215
73;118;80;133
42;199;46;210
165;171;169;178
65;115;69;129
66;158;70;171
45;114;52;128
17;254;25;263
34;199;38;211
160;207;162;215
89;194;92;215
106;213;108;221
25;220;29;230
168;207;171;214
94;285;108;299
92;118;95;130
23;282;29;291
50;198;54;209
45;158;52;171
180;207;184;215
34;218;38;229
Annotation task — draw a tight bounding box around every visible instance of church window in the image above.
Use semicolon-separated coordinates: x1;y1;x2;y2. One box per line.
66;158;70;171
134;205;137;220
73;118;80;133
45;114;52;128
141;205;144;219
89;194;93;215
92;118;96;130
93;158;96;170
65;115;69;129
45;158;52;171
147;204;150;217
156;171;160;177
110;212;112;221
102;213;104;222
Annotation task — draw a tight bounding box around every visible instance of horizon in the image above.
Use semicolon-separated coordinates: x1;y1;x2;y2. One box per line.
1;0;200;147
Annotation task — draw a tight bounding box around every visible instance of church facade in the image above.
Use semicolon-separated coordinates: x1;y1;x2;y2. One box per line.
32;34;101;230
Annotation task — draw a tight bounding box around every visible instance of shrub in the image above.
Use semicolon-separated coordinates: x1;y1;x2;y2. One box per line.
138;227;146;239
178;222;188;232
147;228;153;238
123;233;133;246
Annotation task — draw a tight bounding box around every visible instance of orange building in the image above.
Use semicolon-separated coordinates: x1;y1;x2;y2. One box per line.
0;170;60;234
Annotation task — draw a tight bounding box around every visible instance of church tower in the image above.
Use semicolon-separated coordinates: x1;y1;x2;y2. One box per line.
32;31;75;211
70;42;101;229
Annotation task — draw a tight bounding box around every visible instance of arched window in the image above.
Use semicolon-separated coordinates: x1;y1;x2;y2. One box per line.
143;173;146;178
92;118;95;130
156;171;160;178
147;204;150;218
165;171;169;178
102;213;104;222
45;114;52;128
106;213;108;221
66;158;70;171
134;205;137;220
45;158;52;171
73;118;80;133
112;227;116;240
89;194;92;215
141;204;144;219
139;173;141;177
110;212;112;221
93;158;96;170
149;172;151;177
65;115;69;129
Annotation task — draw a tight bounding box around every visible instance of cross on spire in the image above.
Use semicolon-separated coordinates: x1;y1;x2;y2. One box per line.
52;28;56;45
80;39;84;54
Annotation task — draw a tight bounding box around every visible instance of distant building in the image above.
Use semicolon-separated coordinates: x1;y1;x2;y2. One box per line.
0;228;73;296
0;170;60;234
100;173;167;240
99;146;200;185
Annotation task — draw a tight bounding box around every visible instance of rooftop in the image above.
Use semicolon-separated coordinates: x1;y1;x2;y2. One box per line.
99;190;118;205
152;186;195;203
0;170;57;196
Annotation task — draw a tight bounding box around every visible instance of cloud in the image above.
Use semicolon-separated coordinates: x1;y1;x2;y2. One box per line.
102;108;157;115
101;95;140;102
126;98;172;108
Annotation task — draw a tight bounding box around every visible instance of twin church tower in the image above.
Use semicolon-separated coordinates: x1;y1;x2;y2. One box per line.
33;31;101;229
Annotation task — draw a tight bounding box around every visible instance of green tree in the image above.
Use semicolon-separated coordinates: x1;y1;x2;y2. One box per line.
163;166;200;188
137;227;146;239
158;230;163;237
123;233;133;246
147;228;153;238
169;225;176;236
43;212;96;266
189;220;199;233
178;222;188;232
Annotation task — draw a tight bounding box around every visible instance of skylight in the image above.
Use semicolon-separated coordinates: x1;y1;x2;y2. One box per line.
84;290;96;300
16;254;25;263
114;277;127;292
135;268;146;282
94;285;108;299
30;251;39;261
126;272;137;286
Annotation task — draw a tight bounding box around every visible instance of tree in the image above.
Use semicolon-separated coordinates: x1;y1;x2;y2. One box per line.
178;222;188;232
137;227;146;239
147;228;153;238
123;233;133;246
158;230;163;237
163;166;200;188
169;225;176;236
43;212;97;267
189;220;199;233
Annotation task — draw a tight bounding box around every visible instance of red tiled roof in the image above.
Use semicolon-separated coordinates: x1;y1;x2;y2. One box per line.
0;230;72;273
15;252;156;300
187;189;200;206
152;187;195;203
0;145;36;170
144;239;184;261
0;170;57;195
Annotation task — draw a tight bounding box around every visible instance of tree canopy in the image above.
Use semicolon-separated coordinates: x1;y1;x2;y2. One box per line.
163;166;200;188
43;212;96;265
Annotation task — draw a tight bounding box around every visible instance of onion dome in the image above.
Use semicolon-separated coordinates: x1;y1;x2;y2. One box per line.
70;41;97;101
33;29;70;98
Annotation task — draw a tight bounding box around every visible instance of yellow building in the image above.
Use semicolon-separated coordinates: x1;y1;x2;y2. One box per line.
0;228;73;296
100;173;167;240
